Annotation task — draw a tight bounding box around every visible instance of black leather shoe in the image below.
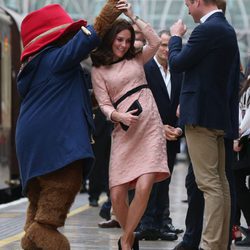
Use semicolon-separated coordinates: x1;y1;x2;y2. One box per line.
163;223;184;234
99;208;110;220
158;231;178;241
89;198;98;207
135;229;159;241
135;228;177;241
235;236;250;246
173;241;199;250
98;219;121;228
239;226;250;236
236;226;250;246
99;199;111;220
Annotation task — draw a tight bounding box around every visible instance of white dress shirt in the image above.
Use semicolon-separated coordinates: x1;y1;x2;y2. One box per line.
154;56;171;99
200;9;223;23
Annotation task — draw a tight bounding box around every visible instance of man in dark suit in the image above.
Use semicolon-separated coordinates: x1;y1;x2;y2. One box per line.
168;0;240;249
173;2;239;250
135;30;183;241
85;68;113;208
88;107;112;207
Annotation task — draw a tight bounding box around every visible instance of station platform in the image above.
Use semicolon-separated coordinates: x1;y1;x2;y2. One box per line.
0;160;246;250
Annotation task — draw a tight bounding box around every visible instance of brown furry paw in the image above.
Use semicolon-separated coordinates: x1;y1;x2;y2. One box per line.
94;0;122;38
21;234;41;250
25;222;70;250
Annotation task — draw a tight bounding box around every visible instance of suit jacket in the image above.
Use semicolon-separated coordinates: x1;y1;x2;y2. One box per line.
144;58;183;154
168;12;240;139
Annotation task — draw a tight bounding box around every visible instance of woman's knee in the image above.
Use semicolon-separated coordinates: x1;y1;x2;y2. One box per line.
136;173;155;190
135;174;155;200
110;185;128;205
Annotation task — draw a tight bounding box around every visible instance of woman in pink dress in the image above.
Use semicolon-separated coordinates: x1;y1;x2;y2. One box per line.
91;2;170;249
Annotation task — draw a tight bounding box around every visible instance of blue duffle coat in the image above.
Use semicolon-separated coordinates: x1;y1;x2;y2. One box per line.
16;26;100;194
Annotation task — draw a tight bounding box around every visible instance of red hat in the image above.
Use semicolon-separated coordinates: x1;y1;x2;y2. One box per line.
20;4;87;62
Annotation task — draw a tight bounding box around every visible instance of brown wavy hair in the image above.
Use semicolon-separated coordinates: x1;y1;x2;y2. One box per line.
91;19;136;67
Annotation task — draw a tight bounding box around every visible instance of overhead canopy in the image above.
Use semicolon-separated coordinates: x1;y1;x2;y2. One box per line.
1;0;250;69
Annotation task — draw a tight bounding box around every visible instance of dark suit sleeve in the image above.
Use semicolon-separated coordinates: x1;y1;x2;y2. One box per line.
169;26;209;73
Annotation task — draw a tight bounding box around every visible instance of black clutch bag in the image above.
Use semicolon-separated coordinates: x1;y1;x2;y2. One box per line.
120;100;142;131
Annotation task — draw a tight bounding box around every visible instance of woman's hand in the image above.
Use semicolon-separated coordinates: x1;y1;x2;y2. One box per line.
116;0;133;19
111;109;139;126
119;109;139;126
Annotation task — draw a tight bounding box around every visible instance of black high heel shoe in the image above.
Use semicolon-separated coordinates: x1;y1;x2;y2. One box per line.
132;237;139;250
118;236;139;250
118;237;122;250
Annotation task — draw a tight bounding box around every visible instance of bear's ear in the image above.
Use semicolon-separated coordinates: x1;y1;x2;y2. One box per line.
94;0;122;38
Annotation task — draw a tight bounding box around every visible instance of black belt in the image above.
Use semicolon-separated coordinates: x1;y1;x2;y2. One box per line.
113;84;148;108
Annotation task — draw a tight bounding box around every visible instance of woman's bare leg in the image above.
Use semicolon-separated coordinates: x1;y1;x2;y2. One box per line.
122;173;156;249
110;183;130;229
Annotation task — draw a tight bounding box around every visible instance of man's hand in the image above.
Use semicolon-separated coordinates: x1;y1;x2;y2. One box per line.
233;139;242;152
164;125;182;141
170;19;187;37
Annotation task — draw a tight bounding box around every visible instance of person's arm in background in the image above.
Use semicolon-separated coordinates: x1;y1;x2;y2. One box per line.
234;87;250;152
239;106;250;134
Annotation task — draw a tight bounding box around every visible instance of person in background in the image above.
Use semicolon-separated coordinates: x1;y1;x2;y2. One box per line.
15;1;123;249
169;0;240;249
135;30;183;242
91;2;170;249
88;87;113;207
87;109;112;207
232;74;250;247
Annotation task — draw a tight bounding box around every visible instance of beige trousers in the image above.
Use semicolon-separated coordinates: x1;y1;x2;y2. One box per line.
185;125;230;250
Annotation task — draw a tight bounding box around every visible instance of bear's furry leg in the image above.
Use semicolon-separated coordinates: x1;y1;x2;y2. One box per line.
21;161;83;250
24;179;41;232
24;222;70;250
21;233;42;250
35;162;83;227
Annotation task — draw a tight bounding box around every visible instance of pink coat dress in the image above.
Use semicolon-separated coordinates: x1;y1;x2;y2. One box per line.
92;24;170;189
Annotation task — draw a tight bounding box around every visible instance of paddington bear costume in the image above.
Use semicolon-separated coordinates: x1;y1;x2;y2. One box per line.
15;1;122;249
